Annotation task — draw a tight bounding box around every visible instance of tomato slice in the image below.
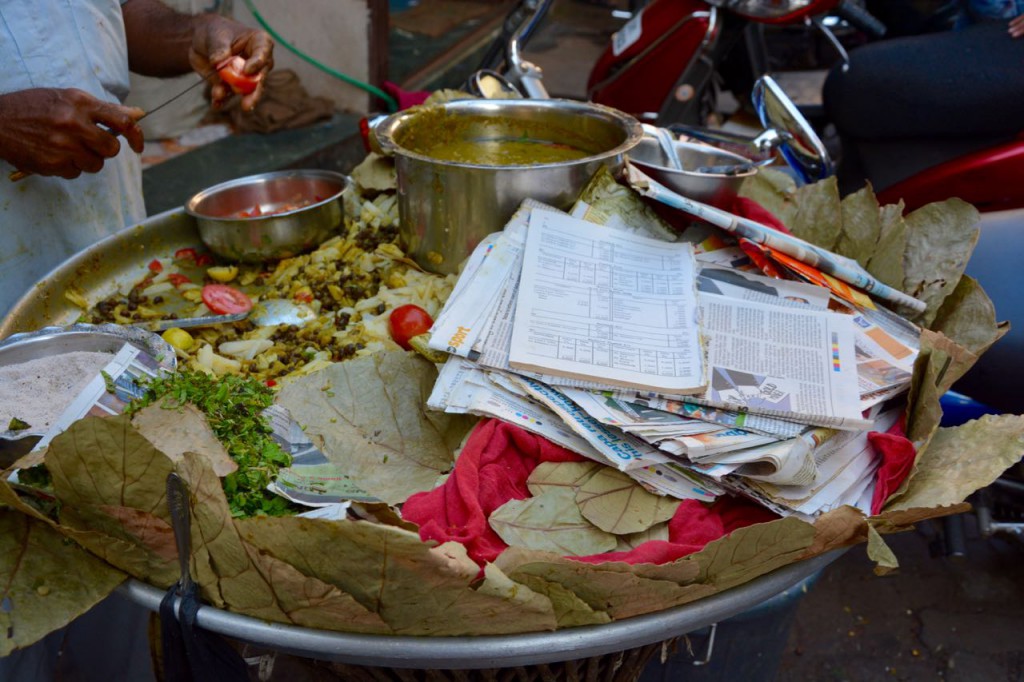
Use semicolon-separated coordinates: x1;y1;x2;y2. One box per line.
167;273;192;287
174;247;198;261
195;253;215;267
201;284;253;315
217;56;262;96
388;304;434;350
148;259;163;273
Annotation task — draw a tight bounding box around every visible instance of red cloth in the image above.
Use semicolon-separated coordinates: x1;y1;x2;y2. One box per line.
383;81;431;110
402;419;778;566
869;418;917;515
574;496;778;565
729;196;793;235
402;419;583;565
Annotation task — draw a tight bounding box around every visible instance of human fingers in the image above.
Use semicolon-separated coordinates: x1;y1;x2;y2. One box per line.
1010;15;1024;38
232;29;274;76
190;15;272;72
91;102;146;154
0;88;117;178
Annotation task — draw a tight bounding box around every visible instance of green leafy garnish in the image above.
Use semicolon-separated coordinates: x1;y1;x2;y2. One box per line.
127;370;297;518
16;464;53;491
7;417;31;432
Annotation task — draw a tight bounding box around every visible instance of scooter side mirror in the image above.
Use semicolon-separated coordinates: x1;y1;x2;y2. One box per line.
752;75;834;183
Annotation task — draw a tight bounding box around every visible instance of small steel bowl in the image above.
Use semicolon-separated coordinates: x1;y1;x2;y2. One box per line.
185;170;351;263
628;137;761;208
0;323;176;463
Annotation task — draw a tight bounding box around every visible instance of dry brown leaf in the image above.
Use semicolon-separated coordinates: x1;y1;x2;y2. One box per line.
0;509;126;656
575;468;680;535
132;399;237;477
276;352;475;505
489;488;617;556
237;516;557;635
177;452;389;633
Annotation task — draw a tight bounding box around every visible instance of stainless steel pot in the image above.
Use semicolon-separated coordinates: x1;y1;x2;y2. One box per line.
374;99;643;274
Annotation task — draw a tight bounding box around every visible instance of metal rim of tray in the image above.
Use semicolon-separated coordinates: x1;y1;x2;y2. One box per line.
120;547;844;669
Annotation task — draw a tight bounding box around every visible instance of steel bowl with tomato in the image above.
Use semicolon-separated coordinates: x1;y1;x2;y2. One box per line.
185;170;352;263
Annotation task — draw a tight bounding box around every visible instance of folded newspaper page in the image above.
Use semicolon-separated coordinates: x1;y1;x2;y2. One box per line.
501;374;722;501
736;408;899;517
428;358;719;500
262;404;379;506
627;394;807;439
679;292;870;430
625;163;927;313
428;357;600;457
697;264;831;310
509;208;707;394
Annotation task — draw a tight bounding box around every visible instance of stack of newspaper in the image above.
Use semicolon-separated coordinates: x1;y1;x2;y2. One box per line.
425;192;922;520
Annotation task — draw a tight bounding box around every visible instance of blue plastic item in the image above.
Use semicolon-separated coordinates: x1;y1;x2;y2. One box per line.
939;390;1001;427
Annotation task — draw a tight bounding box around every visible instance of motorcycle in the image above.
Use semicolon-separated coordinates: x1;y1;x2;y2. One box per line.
473;0;1024;213
467;0;847;184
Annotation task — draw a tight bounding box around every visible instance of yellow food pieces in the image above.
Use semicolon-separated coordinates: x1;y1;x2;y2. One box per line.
207;265;239;282
161;327;195;351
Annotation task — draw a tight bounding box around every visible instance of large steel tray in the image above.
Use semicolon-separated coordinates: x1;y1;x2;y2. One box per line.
120;549;841;669
1;207;201;338
2;205;845;670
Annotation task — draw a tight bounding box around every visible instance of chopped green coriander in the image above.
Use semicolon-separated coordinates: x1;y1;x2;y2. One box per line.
7;417;31;432
127;370;299;518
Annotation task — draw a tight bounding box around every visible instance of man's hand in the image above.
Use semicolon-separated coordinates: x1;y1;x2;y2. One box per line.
188;15;274;112
1010;15;1024;38
0;89;144;179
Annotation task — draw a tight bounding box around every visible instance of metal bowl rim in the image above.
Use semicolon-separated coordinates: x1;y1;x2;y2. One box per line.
629;139;761;179
0;323;176;440
184;169;352;223
374;98;644;170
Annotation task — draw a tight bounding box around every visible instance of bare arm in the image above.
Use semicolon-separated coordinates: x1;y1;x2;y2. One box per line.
122;0;274;110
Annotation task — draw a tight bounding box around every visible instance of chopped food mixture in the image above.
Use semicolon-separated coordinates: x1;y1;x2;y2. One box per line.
80;189;456;384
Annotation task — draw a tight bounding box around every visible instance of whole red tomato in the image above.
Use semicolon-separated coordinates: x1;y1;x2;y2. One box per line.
388;304;434;350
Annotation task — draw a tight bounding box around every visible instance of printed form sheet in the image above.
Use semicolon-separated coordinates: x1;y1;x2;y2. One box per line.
509;208;705;394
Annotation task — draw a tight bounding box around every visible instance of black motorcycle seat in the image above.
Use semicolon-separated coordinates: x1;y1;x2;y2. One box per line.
822;20;1024;141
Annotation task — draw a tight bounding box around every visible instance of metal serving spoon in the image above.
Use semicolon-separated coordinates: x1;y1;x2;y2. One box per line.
248;299;316;327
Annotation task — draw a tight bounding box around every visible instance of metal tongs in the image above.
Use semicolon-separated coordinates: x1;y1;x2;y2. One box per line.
642;124;685;171
166;473;193;595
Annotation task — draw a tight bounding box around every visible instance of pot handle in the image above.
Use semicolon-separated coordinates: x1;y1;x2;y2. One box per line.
364;114;391;156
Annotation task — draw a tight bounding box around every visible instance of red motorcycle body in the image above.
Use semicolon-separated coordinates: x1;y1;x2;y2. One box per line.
877;137;1024;213
587;0;841;118
586;0;1023;213
586;0;714;116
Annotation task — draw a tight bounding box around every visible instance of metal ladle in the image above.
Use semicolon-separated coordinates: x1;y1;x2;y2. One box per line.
248;298;316;327
139;298;315;331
